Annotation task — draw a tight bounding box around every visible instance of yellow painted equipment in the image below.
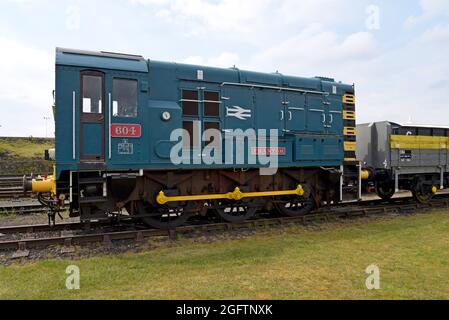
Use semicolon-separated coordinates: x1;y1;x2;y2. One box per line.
342;94;355;105
432;186;438;194
344;127;356;136
390;135;449;150
156;185;305;205
343;110;356;120
31;166;57;196
344;141;357;152
361;170;370;180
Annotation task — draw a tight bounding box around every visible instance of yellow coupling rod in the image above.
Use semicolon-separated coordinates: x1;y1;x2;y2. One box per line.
156;185;305;205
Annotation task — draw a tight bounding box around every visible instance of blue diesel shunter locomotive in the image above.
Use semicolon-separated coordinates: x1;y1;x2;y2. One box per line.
25;48;360;228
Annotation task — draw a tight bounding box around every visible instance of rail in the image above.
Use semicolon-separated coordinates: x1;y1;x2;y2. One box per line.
1;195;448;253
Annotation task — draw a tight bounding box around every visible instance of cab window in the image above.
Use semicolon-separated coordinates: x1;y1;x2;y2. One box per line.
82;75;102;114
113;79;138;117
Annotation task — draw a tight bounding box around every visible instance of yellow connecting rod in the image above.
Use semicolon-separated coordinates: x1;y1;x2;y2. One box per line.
156;185;305;205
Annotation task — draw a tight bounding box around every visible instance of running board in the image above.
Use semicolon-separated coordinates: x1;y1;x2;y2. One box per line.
156;185;305;205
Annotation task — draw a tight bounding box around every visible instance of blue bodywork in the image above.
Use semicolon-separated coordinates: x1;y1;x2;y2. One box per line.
55;48;354;179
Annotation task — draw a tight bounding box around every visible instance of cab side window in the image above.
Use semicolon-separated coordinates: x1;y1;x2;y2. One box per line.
113;79;138;117
82;75;103;114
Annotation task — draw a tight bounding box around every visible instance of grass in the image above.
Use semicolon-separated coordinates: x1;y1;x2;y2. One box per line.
0;211;17;217
0;137;54;159
1;211;449;299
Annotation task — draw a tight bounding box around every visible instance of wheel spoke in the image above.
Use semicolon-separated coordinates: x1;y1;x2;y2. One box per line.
274;194;314;217
213;199;257;222
413;191;433;204
137;201;193;229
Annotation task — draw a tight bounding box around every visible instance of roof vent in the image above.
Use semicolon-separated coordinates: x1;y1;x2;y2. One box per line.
315;76;335;82
57;47;144;61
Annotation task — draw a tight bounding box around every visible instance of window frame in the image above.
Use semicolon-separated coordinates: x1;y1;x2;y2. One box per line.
180;87;223;151
203;90;221;118
203;120;222;148
81;71;104;116
181;89;200;117
432;128;445;137
112;77;139;118
417;127;431;136
398;127;416;136
79;70;105;161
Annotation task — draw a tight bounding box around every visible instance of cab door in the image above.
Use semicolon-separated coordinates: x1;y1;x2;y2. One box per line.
80;71;105;161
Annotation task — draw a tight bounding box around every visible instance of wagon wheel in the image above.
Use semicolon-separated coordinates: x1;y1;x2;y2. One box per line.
137;200;194;229
375;182;395;201
412;190;434;204
273;186;315;217
213;199;258;223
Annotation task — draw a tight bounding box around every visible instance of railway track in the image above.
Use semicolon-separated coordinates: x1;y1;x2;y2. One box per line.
1;195;449;255
0;176;23;186
0;175;28;199
0;188;25;199
0;203;46;215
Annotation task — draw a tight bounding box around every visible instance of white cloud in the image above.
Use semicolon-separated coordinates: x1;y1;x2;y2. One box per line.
129;0;170;4
420;0;449;17
0;37;54;136
275;0;350;25
1;0;449;136
182;55;204;65
155;9;171;18
354;22;449;126
248;26;377;77
208;52;240;68
237;21;448;127
417;23;449;45
130;0;353;35
405;0;449;27
183;52;239;68
131;0;271;32
0;37;53;106
6;0;35;4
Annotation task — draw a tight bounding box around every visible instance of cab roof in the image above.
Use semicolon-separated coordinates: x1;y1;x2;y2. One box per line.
56;47;148;73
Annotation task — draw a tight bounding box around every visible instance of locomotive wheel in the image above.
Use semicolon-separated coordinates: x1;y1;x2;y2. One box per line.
213;199;258;223
273;184;315;217
137;200;194;229
273;194;315;217
375;182;395;201
412;190;434;204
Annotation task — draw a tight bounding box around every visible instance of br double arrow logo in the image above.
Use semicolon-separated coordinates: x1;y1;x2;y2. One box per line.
226;106;252;120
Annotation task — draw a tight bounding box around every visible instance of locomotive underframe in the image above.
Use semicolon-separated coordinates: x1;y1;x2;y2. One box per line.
57;166;351;224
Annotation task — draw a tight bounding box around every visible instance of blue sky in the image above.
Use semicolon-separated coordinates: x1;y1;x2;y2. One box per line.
0;0;448;137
